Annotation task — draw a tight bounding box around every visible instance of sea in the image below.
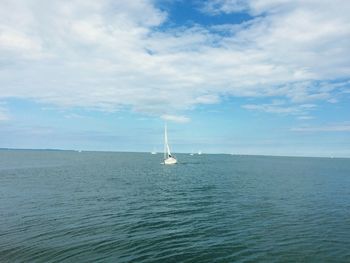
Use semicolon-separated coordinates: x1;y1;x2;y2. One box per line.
0;150;349;262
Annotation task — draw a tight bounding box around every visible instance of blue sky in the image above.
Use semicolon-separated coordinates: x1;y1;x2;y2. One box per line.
0;0;350;157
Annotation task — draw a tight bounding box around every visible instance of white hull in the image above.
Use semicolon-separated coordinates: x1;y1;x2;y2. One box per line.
164;157;177;165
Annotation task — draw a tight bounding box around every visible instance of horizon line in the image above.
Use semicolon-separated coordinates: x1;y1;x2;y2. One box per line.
0;147;348;159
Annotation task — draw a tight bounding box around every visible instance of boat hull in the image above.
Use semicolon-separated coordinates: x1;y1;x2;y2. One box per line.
164;157;177;165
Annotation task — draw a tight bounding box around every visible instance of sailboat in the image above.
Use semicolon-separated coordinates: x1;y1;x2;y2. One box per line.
163;124;177;165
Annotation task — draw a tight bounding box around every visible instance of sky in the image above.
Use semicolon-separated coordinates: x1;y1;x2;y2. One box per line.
0;0;350;157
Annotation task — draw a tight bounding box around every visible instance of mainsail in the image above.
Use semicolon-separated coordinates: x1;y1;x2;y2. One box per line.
164;124;172;158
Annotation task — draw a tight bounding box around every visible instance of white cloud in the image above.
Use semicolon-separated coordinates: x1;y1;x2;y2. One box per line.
296;115;314;120
327;98;338;104
201;0;248;15
64;113;85;119
292;123;350;132
161;114;190;123
0;0;349;117
242;100;316;115
0;29;41;53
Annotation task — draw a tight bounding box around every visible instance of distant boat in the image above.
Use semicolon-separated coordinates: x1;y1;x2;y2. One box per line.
190;153;194;156
198;151;202;155
151;148;157;154
163;124;177;165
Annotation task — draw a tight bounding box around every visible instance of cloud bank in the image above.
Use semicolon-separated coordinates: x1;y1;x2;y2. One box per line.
0;0;349;120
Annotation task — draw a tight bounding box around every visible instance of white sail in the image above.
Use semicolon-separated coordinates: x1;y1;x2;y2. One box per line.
163;123;177;165
165;124;171;157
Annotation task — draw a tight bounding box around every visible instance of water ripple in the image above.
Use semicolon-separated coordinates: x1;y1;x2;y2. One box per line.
1;151;350;262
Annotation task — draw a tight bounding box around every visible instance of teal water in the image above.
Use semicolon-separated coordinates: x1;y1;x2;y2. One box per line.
0;150;350;262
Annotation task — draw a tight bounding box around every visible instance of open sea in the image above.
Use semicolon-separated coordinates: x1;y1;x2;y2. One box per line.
0;150;350;262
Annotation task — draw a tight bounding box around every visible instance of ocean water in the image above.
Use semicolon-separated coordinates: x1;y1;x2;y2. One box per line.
0;150;350;263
